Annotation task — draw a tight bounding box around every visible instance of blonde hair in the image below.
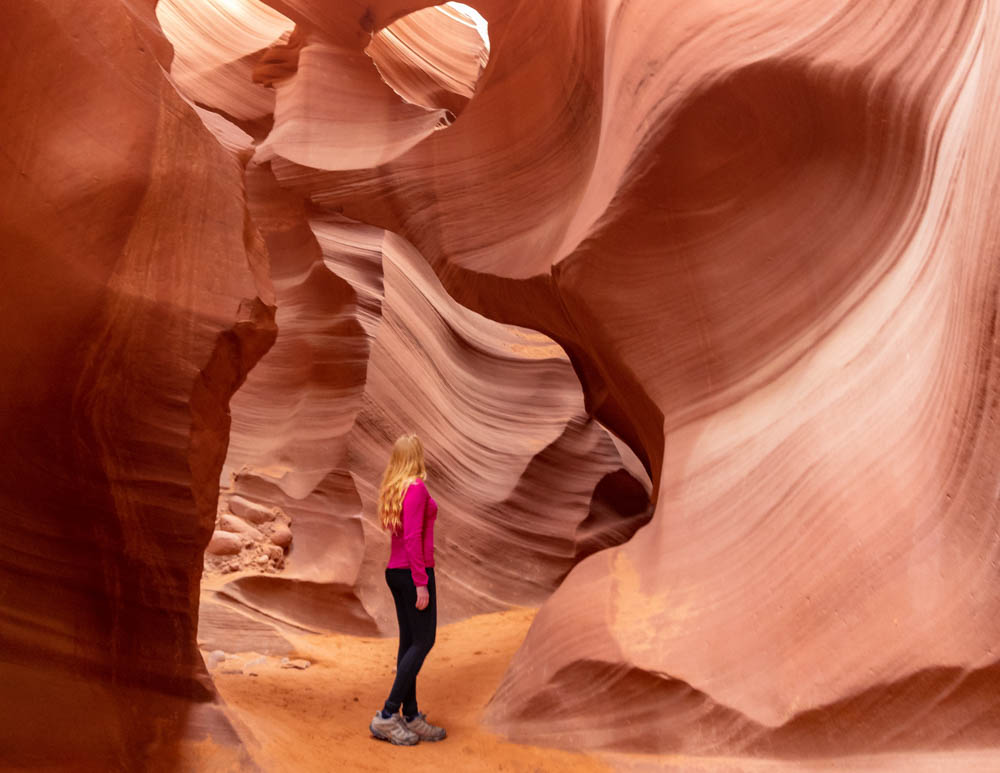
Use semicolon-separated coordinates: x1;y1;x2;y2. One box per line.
378;434;427;533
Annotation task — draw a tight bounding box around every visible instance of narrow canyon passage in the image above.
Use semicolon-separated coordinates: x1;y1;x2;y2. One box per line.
197;161;654;661
2;0;1000;770
173;0;655;765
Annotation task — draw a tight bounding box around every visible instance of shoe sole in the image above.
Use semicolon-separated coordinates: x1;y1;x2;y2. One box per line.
369;722;419;746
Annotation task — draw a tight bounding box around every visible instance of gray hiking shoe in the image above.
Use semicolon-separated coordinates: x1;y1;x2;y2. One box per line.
404;712;447;742
370;711;419;745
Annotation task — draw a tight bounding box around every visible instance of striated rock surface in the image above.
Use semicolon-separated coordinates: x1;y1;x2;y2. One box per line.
207;162;652;636
157;0;292;133
366;2;489;117
345;226;652;623
240;0;1000;759
1;0;275;768
7;0;1000;767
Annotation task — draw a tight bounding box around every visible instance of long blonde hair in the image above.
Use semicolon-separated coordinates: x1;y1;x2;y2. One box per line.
378;434;427;533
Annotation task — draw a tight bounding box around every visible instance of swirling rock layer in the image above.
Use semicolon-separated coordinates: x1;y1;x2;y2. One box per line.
1;0;274;767
240;0;1000;759
5;0;1000;766
210;164;651;636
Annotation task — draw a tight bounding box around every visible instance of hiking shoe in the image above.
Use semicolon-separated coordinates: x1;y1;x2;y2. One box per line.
370;712;419;745
404;712;447;742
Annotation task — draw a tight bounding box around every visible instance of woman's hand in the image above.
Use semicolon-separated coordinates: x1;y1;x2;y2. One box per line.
415;585;429;610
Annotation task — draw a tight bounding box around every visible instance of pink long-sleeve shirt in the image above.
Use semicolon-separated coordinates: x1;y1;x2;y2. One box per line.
386;478;437;587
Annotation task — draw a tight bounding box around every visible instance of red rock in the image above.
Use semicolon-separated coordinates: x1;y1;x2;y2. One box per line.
9;0;1000;766
156;0;292;130
213;191;650;633
227;494;279;524
247;0;1000;758
217;513;265;542
269;523;294;549
198;596;295;655
207;531;245;556
1;1;273;767
366;3;488;117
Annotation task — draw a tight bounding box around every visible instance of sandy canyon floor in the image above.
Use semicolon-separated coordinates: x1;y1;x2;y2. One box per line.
200;604;1000;773
207;606;608;772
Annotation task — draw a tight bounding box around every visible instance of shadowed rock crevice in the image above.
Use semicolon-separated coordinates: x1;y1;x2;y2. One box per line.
561;57;929;449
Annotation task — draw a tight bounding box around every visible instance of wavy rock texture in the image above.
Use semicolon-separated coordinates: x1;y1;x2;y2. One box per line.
6;0;1000;767
255;29;455;170
206;161;651;639
239;0;1000;759
0;0;275;768
157;0;292;130
344;226;652;623
366;3;489;116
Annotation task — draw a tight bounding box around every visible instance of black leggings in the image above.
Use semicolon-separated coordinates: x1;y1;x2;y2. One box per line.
382;567;436;717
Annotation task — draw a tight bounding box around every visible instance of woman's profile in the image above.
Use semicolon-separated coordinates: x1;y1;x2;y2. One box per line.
368;433;447;745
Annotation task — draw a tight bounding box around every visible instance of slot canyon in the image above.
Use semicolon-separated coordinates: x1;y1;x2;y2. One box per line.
1;0;999;770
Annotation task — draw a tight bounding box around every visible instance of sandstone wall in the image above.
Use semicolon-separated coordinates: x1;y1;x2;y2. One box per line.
4;0;999;765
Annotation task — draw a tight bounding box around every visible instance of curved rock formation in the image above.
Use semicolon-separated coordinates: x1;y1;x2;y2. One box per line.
209;163;651;635
1;0;275;767
7;0;1000;766
239;0;1000;758
366;2;489;117
157;0;292;130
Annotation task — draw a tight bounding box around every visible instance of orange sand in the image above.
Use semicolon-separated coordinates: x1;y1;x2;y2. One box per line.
206;604;1000;772
210;607;610;772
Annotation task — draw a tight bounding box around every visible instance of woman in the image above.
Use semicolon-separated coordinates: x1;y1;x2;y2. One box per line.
369;433;447;745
